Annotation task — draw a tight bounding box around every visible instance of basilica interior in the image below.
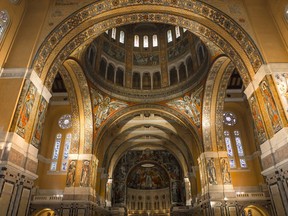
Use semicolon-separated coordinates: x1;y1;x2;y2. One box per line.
1;0;288;216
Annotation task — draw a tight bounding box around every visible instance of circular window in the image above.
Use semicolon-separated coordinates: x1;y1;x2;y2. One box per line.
58;114;72;129
223;112;237;126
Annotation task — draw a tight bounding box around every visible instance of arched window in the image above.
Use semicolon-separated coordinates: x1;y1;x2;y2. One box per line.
175;26;181;38
198;45;205;64
111;28;117;40
153;72;161;89
51;133;62;171
0;10;9;42
87;45;96;67
152;34;158;47
119;30;125;44
61;133;72;171
116;68;124;86
107;64;115;83
51;115;72;171
179;63;187;82
142;73;151;90
132;72;141;89
134;35;140;47
169;67;178;85
186;56;194;76
167;30;173;43
223;112;247;168
143;35;149;48
99;58;107;78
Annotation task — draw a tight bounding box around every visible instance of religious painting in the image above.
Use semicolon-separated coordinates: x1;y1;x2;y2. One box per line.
171;181;185;204
31;97;48;148
220;157;231;184
273;73;288;119
206;158;217;185
249;96;267;144
260;80;283;134
16;83;36;138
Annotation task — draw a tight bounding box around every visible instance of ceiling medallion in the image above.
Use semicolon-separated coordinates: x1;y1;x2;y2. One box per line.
58;114;72;129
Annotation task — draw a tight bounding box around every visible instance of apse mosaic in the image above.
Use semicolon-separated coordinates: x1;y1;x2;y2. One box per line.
112;149;185;205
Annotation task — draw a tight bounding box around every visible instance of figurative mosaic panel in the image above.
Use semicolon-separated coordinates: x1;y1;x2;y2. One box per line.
91;89;128;128
167;38;189;61
249;95;267;144
206;158;217;185
80;160;90;187
273;73;288;119
103;40;125;62
31;97;48;148
66;160;77;187
16;83;37;138
133;52;159;66
112;149;184;206
167;87;202;127
220;157;231;184
260;80;283;134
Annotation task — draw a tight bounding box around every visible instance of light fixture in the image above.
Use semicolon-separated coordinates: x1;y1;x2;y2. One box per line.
285;5;288;21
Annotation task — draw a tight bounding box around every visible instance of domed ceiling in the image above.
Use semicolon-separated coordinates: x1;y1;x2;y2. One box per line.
83;23;210;102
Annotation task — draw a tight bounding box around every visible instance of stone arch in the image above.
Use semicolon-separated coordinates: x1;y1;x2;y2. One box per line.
61;58;93;154
31;0;264;88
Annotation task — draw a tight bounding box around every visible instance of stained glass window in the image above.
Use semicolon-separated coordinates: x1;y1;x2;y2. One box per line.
134;35;139;47
0;10;9;42
234;130;247;168
224;131;235;168
167;30;172;43
58;114;72;129
61;133;72;171
119;31;125;44
223;112;237;126
175;26;181;38
50;133;62;171
143;35;149;48
152;35;158;47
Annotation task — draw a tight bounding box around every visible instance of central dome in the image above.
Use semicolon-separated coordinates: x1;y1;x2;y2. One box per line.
84;23;209;102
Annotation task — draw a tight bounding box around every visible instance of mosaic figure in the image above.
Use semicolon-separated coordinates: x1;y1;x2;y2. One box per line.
80;160;90;187
31;98;48;148
260;81;282;133
273;73;288;115
206;158;217;185
66;160;76;187
249;96;267;144
167;90;202;127
17;84;36;137
220;158;231;184
92;90;127;128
